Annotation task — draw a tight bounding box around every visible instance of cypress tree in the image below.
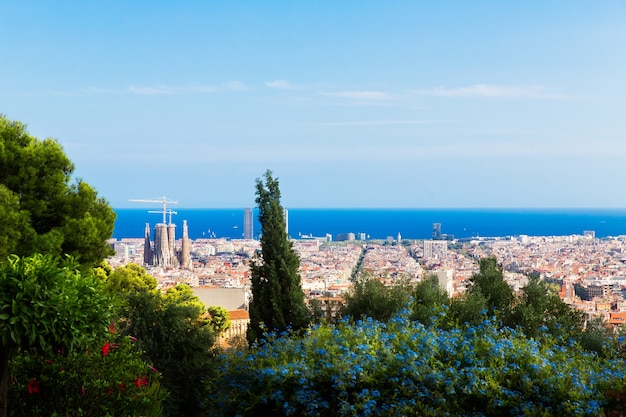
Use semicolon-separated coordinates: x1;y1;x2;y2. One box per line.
247;170;309;343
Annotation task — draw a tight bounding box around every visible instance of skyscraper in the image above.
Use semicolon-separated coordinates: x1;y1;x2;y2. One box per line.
432;223;442;240
243;207;253;239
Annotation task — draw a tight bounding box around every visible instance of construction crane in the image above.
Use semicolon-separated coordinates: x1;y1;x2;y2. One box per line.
129;196;178;224
148;209;178;224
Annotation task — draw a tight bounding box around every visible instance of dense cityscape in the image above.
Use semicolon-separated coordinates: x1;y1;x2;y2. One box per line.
108;210;626;342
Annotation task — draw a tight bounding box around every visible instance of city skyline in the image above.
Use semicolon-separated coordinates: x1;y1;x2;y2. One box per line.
1;2;625;209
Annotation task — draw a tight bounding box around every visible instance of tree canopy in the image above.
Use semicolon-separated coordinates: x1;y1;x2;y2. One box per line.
103;263;158;295
0;116;115;267
341;272;412;322
104;264;217;417
410;273;451;326
207;305;232;335
248;170;309;343
467;256;513;317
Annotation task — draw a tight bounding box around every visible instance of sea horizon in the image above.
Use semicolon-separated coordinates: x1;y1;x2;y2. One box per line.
112;207;626;241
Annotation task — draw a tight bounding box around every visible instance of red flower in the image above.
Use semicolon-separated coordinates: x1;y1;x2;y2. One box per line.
27;378;39;394
119;382;125;392
109;322;115;334
102;341;110;357
135;375;149;389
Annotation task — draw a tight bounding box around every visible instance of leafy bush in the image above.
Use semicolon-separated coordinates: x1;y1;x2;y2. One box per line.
341;273;412;322
116;284;216;417
9;335;165;417
206;313;626;417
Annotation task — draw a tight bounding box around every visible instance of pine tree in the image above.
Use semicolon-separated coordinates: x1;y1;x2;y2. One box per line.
0;115;115;267
247;170;309;343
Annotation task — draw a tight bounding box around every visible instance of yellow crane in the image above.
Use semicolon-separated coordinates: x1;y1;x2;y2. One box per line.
129;196;178;224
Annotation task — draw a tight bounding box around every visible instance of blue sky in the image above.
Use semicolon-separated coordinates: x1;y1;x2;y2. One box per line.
1;1;625;208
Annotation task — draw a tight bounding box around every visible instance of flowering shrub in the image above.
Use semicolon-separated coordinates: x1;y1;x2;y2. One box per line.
206;313;626;417
9;334;165;417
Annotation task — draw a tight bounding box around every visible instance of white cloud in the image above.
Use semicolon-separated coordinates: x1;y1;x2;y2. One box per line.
127;86;178;95
422;84;563;99
83;87;121;94
223;81;247;91
322;90;394;100
193;85;220;93
85;82;245;96
127;85;221;95
266;79;299;90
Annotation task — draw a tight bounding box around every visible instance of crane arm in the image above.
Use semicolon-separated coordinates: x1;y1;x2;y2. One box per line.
130;197;178;224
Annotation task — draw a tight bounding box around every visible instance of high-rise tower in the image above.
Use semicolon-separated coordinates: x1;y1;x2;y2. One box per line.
243;207;253;239
424;240;447;260
432;223;442;240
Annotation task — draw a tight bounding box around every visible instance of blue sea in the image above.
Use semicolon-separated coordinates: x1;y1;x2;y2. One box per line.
112;208;626;241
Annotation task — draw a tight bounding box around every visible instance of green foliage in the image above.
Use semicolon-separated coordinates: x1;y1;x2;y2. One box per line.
508;273;585;342
248;170;309;343
341;273;412;322
0;115;115;267
0;254;112;351
163;284;206;315
114;279;216;417
468;256;513;317
0;186;30;261
0;254;113;416
207;306;232;334
8;336;165;417
448;290;489;328
206;314;625;416
410;274;450;326
578;317;615;358
102;263;158;316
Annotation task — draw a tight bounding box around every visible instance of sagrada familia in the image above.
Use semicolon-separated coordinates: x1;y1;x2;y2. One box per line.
142;219;192;269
